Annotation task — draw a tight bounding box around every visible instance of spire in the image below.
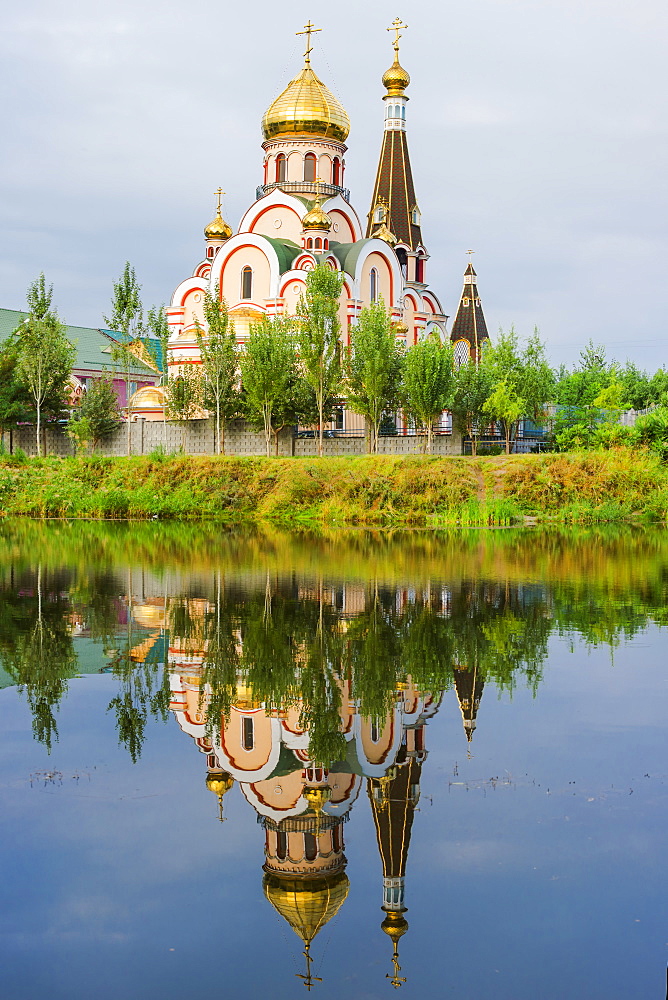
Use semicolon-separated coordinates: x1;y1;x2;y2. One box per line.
453;662;485;744
450;256;490;364
367;22;423;253
368;756;423;989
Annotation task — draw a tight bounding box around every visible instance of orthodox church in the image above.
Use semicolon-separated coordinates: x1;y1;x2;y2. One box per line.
163;20;489;429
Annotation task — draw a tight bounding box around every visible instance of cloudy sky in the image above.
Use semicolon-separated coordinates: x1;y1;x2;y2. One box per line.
1;0;666;369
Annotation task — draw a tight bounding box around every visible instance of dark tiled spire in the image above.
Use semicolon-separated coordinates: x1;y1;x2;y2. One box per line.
450;263;490;361
367;131;423;250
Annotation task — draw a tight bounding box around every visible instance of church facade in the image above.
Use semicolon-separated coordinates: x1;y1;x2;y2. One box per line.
164;21;489;432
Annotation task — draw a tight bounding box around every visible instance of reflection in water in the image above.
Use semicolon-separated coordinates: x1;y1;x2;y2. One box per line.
1;523;668;991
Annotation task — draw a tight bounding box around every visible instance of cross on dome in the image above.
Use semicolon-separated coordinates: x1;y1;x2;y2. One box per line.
296;20;322;66
388;17;408;55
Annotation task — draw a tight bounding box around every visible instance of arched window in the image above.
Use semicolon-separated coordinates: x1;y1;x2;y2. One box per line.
207;247;214;259
454;339;470;369
304;153;316;182
242;716;254;751
304;833;318;861
416;257;424;283
276;830;287;860
370;720;381;743
332;824;342;852
412;206;421;226
394;105;401;118
276;153;286;182
370;267;378;303
241;266;252;300
314;237;321;250
332;156;340;186
307;238;313;249
401;105;406;120
373;203;385;224
323;239;328;250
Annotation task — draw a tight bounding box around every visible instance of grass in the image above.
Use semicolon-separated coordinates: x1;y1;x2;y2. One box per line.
0;448;667;526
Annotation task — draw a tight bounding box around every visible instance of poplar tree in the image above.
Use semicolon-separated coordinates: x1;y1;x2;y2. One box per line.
195;287;238;455
297;261;344;457
241;317;299;457
347;300;403;453
147;304;171;444
401;335;455;453
451;356;494;456
67;375;121;453
14;274;74;456
104;263;145;455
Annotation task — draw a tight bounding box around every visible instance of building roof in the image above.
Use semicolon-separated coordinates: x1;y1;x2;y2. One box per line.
367;129;423;250
449;264;490;353
0;308;158;379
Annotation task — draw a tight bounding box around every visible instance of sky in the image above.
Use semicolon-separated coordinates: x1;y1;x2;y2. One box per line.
1;0;667;370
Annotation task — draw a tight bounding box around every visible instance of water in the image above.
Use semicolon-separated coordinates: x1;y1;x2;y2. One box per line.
0;521;666;999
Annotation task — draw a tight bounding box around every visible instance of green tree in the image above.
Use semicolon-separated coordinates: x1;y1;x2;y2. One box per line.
195;288;238;455
483;380;525;454
401;335;455;453
147;304;171;445
67;374;121;453
297;261;344;457
0;345;31;444
104;262;145;455
451;356;494;456
14;274;74;456
241;316;299;457
520;329;556;426
346;300;403;453
166;366;203;422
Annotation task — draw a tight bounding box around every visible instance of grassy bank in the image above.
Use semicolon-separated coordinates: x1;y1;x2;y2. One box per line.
0;449;667;525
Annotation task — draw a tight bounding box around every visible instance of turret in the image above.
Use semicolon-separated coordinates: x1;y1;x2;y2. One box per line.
367;20;428;285
450;260;490;365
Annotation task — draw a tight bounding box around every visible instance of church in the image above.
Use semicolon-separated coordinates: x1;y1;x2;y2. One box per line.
161;20;489;432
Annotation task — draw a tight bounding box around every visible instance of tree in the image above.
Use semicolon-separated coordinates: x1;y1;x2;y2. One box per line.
346;300;403;453
67;375;121;453
401;335;455;453
297;261;344;457
195;287;238;455
147;304;171;445
241;317;299;457
519;329;556;426
451;356;494;456
14;274;74;456
483;380;525;454
166;366;203;423
104;263;145;455
0;345;31;444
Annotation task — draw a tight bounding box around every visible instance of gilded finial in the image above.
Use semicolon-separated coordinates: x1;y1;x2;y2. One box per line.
204;188;232;241
381;911;408;989
382;20;410;96
296;20;322;67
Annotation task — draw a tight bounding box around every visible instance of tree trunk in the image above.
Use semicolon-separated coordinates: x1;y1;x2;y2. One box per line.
220;417;225;456
36;400;41;457
505;425;511;454
427;421;434;455
318;394;324;458
264;407;272;458
216;399;221;456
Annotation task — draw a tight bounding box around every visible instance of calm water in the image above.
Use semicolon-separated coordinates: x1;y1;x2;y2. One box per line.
0;521;666;999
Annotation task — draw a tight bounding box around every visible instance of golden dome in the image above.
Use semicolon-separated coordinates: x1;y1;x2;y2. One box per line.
263;871;349;944
132;602;166;629
206;771;234;797
381;910;409;943
303;785;332;813
301;199;332;231
262;64;350;143
382;57;410;97
371;222;397;245
129;385;167;409
204;211;232;241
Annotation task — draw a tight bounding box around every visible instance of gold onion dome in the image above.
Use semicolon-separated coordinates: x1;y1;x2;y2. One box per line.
381;910;409;943
204;211;232;241
303;784;332;812
263;871;350;944
301;199;332;231
262;64;350;143
383;57;410;97
206;771;234;797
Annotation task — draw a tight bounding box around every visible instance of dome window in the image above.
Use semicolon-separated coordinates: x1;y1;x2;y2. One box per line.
332;156;340;186
242;716;254;751
411;206;421;226
307;238;313;249
373;203;386;224
276;153;286;182
304;153;317;182
315;237;322;249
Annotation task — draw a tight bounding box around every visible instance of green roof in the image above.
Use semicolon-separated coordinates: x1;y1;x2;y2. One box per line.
263;237;301;275
0;308;158;379
328;240;372;278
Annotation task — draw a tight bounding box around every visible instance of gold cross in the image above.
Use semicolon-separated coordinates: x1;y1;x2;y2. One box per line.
466;248;475;258
388;17;408;55
296;21;321;65
296;944;323;990
214;187;225;216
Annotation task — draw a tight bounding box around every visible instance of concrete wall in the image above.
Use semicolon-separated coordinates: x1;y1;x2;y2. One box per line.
2;421;462;458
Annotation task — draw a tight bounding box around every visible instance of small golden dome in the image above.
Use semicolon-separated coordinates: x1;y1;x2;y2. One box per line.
206;771;234;797
304;785;332;814
204;212;232;241
262;65;350;143
383;58;410;97
381;910;409;943
301;199;332;231
263;871;349;944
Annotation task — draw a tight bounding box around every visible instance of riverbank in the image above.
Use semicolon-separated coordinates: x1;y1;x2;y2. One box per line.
0;450;666;524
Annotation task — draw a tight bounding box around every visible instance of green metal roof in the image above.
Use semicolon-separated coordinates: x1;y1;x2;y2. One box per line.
0;308;158;379
328;239;371;278
262;237;301;275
